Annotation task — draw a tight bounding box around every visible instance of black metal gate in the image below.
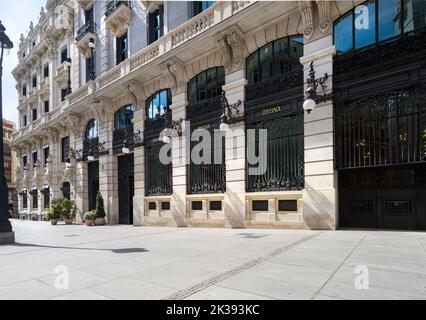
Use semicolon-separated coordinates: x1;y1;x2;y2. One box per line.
339;166;426;230
88;161;99;211
118;154;134;225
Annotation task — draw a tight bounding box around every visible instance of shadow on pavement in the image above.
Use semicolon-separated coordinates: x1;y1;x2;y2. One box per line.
12;242;149;254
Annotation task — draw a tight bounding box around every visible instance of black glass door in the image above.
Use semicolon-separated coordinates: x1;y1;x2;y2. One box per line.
118;154;134;225
88;161;99;211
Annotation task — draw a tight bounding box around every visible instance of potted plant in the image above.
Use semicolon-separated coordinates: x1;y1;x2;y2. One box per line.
83;210;96;226
95;191;107;226
45;200;62;225
61;198;76;224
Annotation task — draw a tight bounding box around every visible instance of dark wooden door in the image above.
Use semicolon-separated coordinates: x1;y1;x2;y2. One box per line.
118;154;134;225
88;161;99;211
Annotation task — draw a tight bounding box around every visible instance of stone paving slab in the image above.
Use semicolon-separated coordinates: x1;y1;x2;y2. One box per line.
0;220;425;300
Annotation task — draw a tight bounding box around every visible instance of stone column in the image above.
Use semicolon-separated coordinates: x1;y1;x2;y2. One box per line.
170;90;188;227
300;35;337;230
100;0;109;74
222;69;247;228
98;109;118;224
133;107;145;226
74;130;88;221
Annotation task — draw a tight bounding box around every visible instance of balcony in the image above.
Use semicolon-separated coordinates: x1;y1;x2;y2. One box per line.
28;88;38;104
39;78;50;98
76;20;97;58
77;0;93;11
55;62;69;86
105;1;132;38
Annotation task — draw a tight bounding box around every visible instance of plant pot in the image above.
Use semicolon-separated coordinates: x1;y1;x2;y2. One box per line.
95;217;106;226
64;219;73;225
85;219;95;226
50;219;58;225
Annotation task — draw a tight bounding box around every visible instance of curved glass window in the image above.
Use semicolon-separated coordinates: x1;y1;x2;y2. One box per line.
246;35;303;85
146;89;171;119
114;105;134;130
85;119;98;140
334;0;426;55
188;67;225;105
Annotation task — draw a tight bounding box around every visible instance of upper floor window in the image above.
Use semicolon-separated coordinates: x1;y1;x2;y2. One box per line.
246;35;303;85
85;119;98;140
148;6;163;44
32;75;37;88
32;151;38;167
61;136;70;163
334;0;426;55
146;89;171;119
44;100;49;113
43;65;49;78
23;115;27;127
85;7;94;23
61;88;67;101
60;47;68;64
192;1;214;17
22;85;27;96
188;67;225;105
116;32;128;65
43;146;49;165
115;105;134;130
32;108;37;121
22;155;27;167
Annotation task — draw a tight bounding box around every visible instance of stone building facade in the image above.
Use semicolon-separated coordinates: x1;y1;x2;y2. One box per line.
3;119;18;216
11;1;426;230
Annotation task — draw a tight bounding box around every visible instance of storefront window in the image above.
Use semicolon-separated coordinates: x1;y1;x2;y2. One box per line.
187;67;225;105
115;105;134;130
334;0;426;54
246;35;303;85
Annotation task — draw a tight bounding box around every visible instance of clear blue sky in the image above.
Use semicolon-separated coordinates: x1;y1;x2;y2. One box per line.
1;0;46;125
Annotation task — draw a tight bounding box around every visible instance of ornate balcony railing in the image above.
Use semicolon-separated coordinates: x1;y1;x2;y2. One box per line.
245;69;303;104
105;1;131;18
76;20;96;42
334;28;426;75
113;126;144;155
144;112;172;140
186;96;222;121
82;137;108;160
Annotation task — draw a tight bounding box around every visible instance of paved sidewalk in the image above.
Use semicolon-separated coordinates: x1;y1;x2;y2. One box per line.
0;220;425;300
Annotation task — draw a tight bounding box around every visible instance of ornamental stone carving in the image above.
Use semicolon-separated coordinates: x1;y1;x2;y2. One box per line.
214;27;245;72
298;1;314;40
316;0;331;33
162;59;186;94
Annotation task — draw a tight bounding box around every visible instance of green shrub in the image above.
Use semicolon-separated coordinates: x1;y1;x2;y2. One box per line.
84;210;96;221
62;199;76;220
46;204;62;220
95;192;106;219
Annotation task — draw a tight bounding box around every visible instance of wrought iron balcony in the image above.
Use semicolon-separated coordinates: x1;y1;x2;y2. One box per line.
76;20;97;57
112;127;144;155
82;137;108;161
76;20;96;42
105;1;131;18
105;1;132;38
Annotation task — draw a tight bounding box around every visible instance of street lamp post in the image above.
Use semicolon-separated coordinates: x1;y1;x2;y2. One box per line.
65;58;72;95
88;38;96;81
0;21;15;244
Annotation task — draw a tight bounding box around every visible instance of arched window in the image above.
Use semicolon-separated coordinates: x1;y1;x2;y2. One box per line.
146;89;171;119
114;105;134;130
246;35;303;85
188;67;225;105
334;0;426;55
85;119;98;140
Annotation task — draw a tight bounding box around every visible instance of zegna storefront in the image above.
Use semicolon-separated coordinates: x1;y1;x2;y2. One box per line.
333;0;426;230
